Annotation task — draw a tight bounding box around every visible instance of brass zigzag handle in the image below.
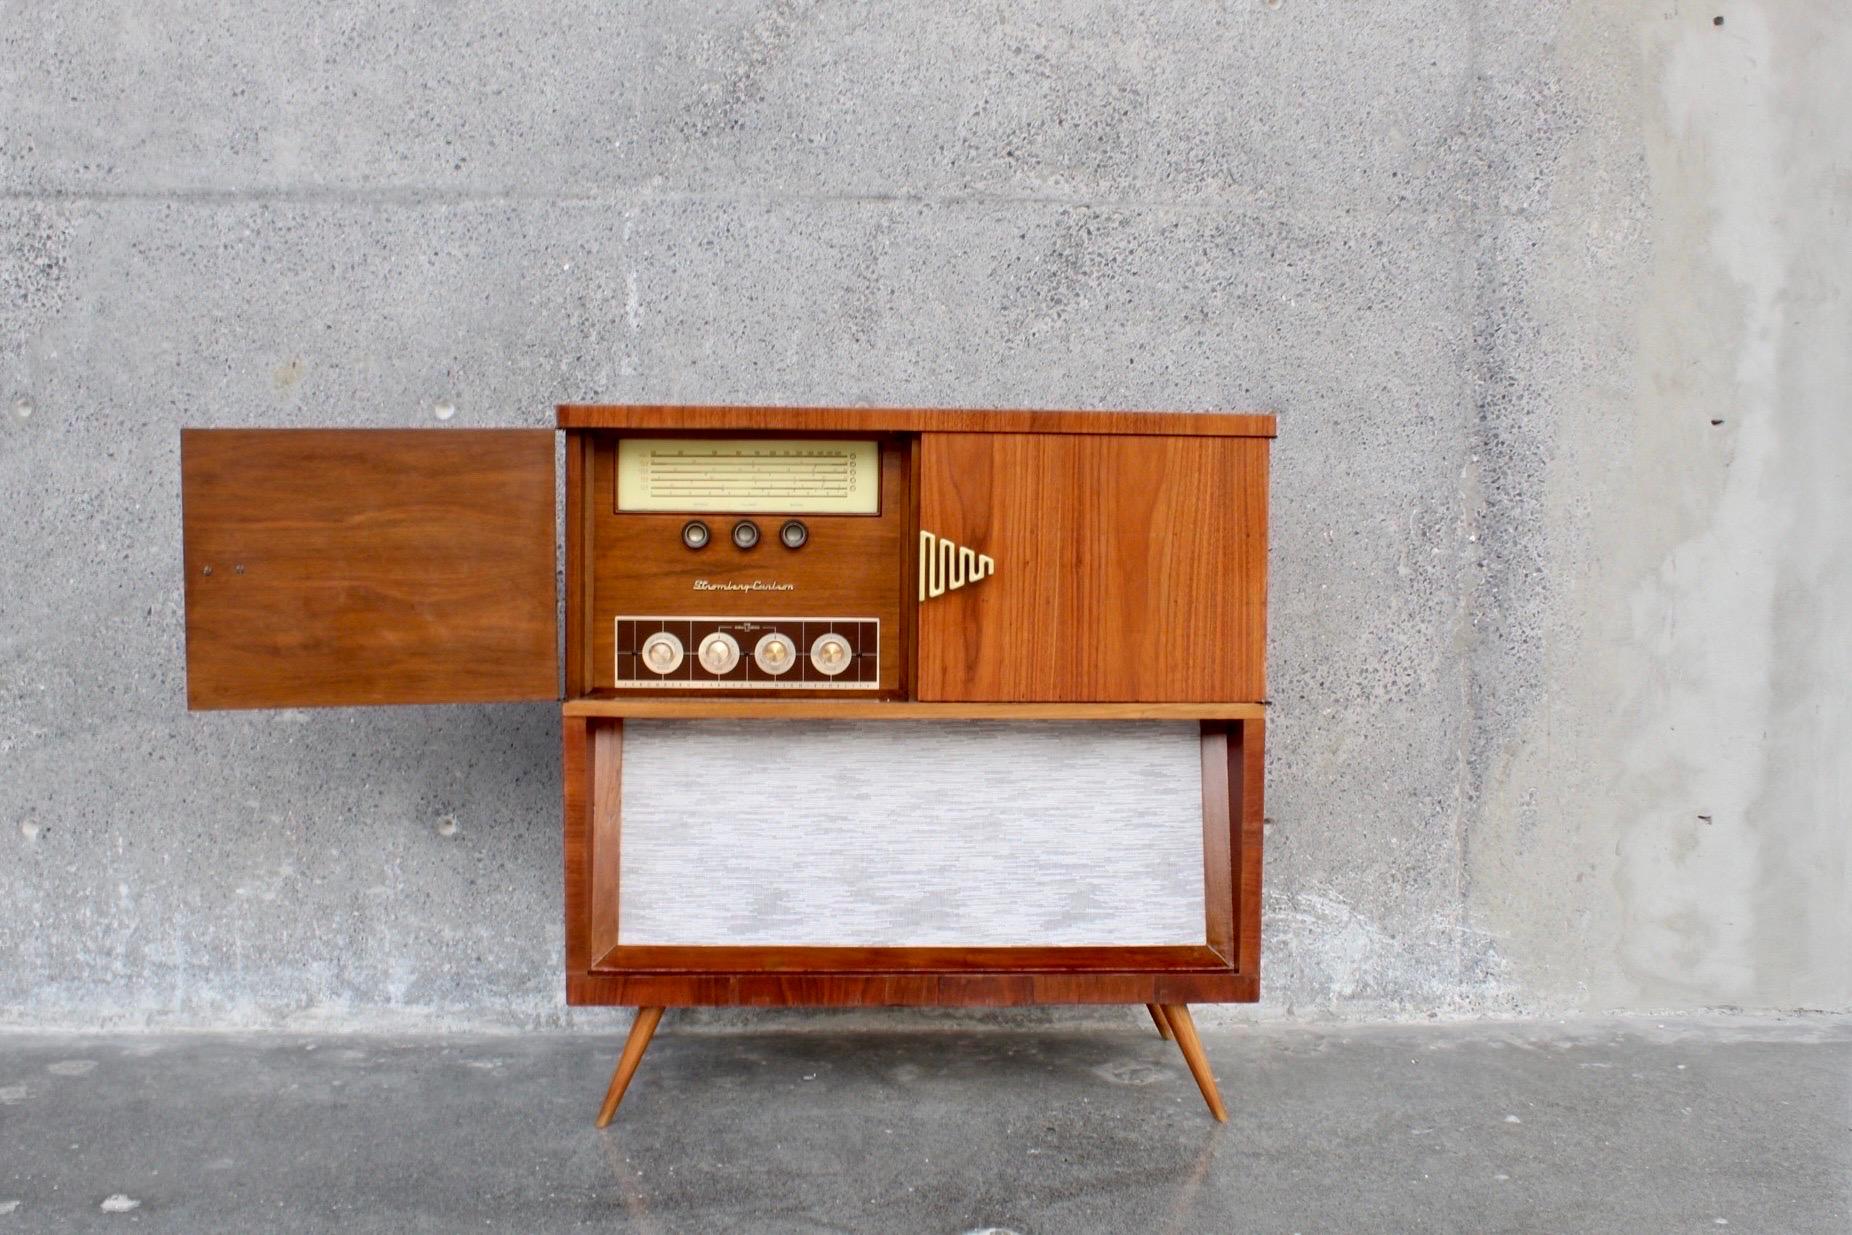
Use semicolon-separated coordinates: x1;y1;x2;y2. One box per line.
919;530;996;603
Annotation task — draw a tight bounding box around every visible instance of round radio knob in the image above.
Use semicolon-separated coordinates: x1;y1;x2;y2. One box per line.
810;632;853;677
681;520;711;550
730;519;761;550
753;632;797;675
697;631;741;675
640;631;684;675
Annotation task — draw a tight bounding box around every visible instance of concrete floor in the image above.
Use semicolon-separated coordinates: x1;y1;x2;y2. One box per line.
0;1015;1846;1234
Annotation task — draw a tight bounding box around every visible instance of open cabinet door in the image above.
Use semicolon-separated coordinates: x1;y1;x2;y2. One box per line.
914;432;1267;702
182;429;557;709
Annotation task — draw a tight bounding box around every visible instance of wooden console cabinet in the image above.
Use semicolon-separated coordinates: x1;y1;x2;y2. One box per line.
182;404;1273;1124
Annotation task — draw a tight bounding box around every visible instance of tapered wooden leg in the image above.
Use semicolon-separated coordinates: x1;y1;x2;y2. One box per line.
595;1006;665;1128
1160;1004;1227;1123
1146;1003;1174;1040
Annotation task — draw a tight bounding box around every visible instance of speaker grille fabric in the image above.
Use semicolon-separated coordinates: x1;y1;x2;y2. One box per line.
618;721;1207;947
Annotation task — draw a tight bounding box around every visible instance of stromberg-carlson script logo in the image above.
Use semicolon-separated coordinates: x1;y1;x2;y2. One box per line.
693;579;796;592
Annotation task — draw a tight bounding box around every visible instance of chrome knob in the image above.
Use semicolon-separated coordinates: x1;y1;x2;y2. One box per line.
640;631;684;675
810;632;852;676
753;632;797;675
697;631;741;674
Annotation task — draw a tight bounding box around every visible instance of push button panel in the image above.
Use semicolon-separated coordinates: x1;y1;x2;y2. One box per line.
615;617;879;689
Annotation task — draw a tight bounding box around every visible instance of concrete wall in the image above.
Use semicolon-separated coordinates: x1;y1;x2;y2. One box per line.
3;1;1847;1029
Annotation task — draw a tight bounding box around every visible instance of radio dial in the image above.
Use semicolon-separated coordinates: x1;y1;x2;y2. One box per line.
697;631;741;674
640;632;684;675
753;632;797;675
810;632;853;677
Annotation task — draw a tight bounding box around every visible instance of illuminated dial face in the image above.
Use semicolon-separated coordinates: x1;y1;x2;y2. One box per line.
697;631;741;674
641;632;684;675
753;632;797;675
810;632;852;676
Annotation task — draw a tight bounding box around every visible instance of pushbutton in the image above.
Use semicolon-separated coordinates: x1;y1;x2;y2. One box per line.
681;520;710;550
731;520;761;550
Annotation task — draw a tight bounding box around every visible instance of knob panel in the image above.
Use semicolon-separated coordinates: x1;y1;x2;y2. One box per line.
615;618;878;689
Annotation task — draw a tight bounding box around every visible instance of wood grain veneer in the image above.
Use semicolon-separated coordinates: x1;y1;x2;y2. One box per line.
562;716;593;975
915;433;1268;702
181;429;557;709
1201;724;1236;960
564;430;594;698
559;403;1277;438
589;722;624;962
561;699;1266;720
566;972;1256;1007
1233;716;1266;976
595;945;1232;973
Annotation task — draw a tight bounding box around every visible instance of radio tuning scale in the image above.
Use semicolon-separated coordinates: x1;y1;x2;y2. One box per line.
616;438;881;515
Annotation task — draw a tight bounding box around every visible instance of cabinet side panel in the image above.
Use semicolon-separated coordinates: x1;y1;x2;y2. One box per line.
181;428;558;709
916;433;1267;702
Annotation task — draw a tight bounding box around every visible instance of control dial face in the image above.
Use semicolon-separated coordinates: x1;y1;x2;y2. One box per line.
753;632;798;675
810;632;853;676
697;631;741;674
640;631;684;675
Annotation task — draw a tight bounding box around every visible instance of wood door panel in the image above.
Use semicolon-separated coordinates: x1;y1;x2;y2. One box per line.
915;433;1267;702
182;429;558;709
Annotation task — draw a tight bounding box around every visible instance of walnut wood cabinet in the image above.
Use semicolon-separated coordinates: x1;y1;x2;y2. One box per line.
181;404;1275;1124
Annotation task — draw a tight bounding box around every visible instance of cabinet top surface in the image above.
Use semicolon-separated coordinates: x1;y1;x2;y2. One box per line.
556;404;1277;438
